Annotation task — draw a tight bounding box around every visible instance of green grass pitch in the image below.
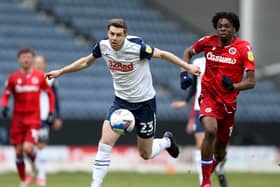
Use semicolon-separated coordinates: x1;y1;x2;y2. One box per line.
0;172;279;187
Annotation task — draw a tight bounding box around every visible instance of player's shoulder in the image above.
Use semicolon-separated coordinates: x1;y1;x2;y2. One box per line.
126;35;144;45
197;34;216;42
233;37;253;51
9;70;21;78
32;69;44;75
32;69;46;79
98;37;110;46
234;37;251;46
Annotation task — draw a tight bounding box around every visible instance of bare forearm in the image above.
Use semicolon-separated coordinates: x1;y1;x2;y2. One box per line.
46;54;95;79
234;79;256;91
61;55;94;74
234;71;256;91
157;49;193;71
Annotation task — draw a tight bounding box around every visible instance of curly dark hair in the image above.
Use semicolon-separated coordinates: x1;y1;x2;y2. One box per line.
212;12;240;32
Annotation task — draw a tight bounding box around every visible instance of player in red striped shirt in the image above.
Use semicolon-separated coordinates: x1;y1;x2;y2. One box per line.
183;12;256;187
1;48;55;187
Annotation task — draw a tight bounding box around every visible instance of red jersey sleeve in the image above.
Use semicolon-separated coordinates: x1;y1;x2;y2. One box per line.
192;35;212;54
241;42;256;71
1;75;13;107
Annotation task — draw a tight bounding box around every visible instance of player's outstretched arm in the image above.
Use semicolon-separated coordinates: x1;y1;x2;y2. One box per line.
46;54;96;79
152;48;200;76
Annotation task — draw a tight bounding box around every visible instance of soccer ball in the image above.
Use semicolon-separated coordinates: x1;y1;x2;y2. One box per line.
110;109;135;135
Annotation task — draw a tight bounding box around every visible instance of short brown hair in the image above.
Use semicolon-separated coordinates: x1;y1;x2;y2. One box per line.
107;18;127;34
17;48;35;58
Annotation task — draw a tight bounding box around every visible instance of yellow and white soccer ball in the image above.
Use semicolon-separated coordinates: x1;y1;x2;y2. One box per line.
109;109;135;135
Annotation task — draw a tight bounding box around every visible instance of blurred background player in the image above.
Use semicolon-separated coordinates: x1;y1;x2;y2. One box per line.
183;12;256;187
26;55;63;186
45;18;200;187
171;57;227;187
1;48;55;187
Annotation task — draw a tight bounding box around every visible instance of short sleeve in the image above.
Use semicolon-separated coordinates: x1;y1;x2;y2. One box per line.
241;43;255;71
140;42;154;60
127;37;154;60
92;42;102;58
192;35;210;54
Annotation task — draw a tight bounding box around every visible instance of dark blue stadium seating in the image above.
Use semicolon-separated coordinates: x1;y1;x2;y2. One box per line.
1;0;280;123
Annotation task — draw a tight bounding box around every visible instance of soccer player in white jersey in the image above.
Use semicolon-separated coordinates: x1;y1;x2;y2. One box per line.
171;57;227;187
27;55;63;186
46;18;200;187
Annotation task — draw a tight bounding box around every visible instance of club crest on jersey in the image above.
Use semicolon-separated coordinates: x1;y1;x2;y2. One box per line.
32;77;39;84
108;60;134;72
228;47;237;55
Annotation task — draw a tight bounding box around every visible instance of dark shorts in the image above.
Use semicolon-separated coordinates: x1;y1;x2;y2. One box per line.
38;120;50;143
194;110;204;133
106;96;157;138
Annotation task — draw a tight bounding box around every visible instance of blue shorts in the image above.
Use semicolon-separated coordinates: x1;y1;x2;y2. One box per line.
194;110;205;133
38;120;50;143
106;96;157;138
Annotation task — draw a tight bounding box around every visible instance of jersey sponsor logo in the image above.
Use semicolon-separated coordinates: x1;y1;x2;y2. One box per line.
15;85;39;93
145;45;152;54
108;60;134;72
206;52;236;64
247;51;254;61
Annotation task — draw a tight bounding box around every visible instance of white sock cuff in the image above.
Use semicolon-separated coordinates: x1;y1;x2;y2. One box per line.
98;143;112;153
194;149;201;161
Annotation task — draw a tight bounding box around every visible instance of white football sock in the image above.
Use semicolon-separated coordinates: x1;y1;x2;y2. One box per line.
194;149;202;185
150;138;171;159
36;148;48;180
91;143;112;187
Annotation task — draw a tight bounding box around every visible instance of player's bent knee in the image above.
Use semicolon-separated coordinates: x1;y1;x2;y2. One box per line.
23;146;33;154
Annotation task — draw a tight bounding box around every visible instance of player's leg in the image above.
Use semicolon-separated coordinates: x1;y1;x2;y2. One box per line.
200;116;218;187
213;139;228;187
136;125;172;160
212;115;234;187
34;122;50;186
137;132;179;160
193;110;205;186
10;115;28;186
91;120;121;187
24;127;39;177
14;144;27;183
136;97;178;159
23;141;37;177
194;132;204;186
35;142;47;186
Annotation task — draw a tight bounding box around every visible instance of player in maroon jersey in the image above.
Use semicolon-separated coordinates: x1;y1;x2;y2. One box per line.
1;48;55;187
182;12;256;187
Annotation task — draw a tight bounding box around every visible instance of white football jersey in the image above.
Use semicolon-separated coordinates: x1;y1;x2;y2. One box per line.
92;35;156;103
40;78;55;120
193;57;206;110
